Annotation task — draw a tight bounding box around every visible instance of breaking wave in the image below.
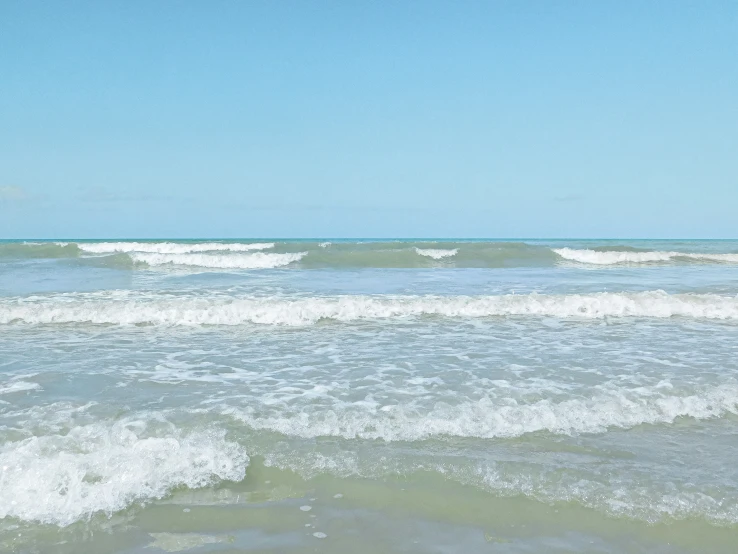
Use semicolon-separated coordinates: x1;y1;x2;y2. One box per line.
0;241;556;268
129;251;306;269
0;420;248;526
554;248;738;265
226;382;738;441
414;247;458;259
4;241;736;268
2;290;738;326
74;242;275;254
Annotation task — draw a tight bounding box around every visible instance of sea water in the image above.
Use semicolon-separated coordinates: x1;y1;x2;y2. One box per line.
1;239;737;553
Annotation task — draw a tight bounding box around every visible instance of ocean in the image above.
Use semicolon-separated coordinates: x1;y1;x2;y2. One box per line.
1;238;737;553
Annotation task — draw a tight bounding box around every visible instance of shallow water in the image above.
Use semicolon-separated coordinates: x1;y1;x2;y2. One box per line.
1;239;737;552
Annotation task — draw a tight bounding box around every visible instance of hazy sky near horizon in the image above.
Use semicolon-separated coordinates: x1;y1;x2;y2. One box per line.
1;1;736;238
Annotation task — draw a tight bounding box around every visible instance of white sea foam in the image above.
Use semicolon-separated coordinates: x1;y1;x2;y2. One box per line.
0;421;248;526
73;242;275;254
2;290;738;326
147;533;231;552
554;247;738;265
0;381;41;395
225;383;738;441
471;463;738;526
414;247;458;259
259;448;738;526
130;252;306;269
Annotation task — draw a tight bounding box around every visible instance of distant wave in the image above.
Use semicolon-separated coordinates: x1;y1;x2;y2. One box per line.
0;241;555;268
130;252;306;269
0;242;82;259
414;247;458;259
74;241;275;254
3;290;738;326
554;247;738;265
299;242;554;268
3;241;738;268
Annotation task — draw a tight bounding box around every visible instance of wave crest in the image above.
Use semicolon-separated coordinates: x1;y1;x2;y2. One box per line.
227;383;738;441
130;252;305;269
414;248;458;259
555;248;738;265
74;242;275;254
2;290;738;326
0;421;248;526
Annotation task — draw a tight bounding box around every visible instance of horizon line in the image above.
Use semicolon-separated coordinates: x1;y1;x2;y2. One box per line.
2;237;736;242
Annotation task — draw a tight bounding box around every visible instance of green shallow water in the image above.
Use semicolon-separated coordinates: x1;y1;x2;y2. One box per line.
2;239;738;552
6;461;738;554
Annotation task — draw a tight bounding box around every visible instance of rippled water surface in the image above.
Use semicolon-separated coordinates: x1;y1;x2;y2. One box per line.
1;239;738;553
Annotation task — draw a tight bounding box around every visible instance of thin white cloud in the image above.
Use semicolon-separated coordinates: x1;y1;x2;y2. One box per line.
76;185;172;202
552;193;586;202
0;186;27;201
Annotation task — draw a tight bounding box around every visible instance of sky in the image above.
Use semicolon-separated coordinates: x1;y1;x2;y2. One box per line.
1;1;736;239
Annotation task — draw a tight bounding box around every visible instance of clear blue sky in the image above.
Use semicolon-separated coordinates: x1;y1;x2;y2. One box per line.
1;1;736;238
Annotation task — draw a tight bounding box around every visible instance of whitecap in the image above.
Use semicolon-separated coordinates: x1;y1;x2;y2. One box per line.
0;381;41;395
553;247;738;265
129;251;306;269
0;421;248;526
226;382;738;441
414;247;458;260
3;290;738;326
73;242;275;254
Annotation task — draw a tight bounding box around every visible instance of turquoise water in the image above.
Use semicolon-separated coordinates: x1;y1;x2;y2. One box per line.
1;239;738;553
